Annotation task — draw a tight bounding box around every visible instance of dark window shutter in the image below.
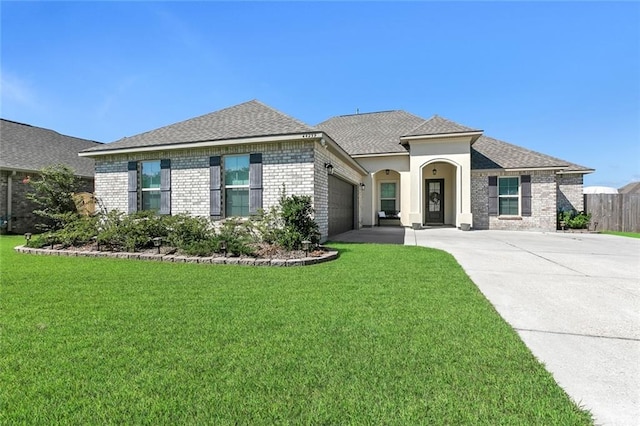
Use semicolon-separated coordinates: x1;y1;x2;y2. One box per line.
249;153;263;215
127;161;138;213
488;176;498;216
521;175;532;216
160;159;171;215
210;156;221;218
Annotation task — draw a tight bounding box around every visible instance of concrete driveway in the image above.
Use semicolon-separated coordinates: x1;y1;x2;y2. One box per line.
333;228;640;425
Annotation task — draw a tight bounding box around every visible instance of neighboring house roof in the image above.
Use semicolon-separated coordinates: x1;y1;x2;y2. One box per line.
83;100;318;153
618;181;640;194
317;110;425;155
404;115;481;137
471;135;593;172
0;119;102;178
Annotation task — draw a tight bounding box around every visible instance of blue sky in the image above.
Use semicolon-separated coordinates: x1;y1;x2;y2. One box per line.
2;1;639;188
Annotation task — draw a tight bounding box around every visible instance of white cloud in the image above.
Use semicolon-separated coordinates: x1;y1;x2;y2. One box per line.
0;69;39;108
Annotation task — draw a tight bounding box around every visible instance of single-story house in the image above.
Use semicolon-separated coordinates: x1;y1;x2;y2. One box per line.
0;119;102;234
80;100;593;239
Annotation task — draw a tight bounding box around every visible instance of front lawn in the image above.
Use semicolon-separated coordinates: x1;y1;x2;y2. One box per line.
0;236;592;424
602;231;640;239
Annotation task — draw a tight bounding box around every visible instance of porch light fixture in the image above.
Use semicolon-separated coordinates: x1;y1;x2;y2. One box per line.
360;182;366;190
152;237;162;254
385;169;389;175
432;168;437;176
324;162;334;175
24;233;32;247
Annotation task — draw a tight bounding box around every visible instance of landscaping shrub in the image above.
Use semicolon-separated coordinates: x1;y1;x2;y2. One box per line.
558;209;592;229
181;237;221;257
217;219;256;256
97;210;169;252
53;216;99;247
26;164;83;231
164;214;213;249
257;186;320;250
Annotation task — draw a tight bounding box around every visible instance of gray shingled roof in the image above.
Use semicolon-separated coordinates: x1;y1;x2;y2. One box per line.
618;181;640;194
405;115;481;136
471;135;593;172
84;100;318;153
316;110;425;155
0;119;102;177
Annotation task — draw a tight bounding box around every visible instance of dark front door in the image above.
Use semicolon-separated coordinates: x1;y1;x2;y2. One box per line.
426;179;444;224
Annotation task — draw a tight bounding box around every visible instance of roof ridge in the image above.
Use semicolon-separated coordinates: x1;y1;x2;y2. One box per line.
334;110;402;118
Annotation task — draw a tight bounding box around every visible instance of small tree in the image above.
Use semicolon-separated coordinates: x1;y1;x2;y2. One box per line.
27;164;82;231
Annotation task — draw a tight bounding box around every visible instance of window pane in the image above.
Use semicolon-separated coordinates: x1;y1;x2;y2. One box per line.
225;188;249;216
381;200;396;211
380;183;396;198
499;177;519;196
142;191;160;211
224;155;249;186
142;161;161;189
499;197;519;215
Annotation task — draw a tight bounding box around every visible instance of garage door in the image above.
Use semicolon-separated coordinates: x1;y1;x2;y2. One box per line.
328;175;355;236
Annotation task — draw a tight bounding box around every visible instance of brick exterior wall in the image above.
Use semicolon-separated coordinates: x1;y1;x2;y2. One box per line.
93;140;317;220
557;174;584;212
313;145;363;237
0;170;93;234
92;140;364;239
472;170;557;231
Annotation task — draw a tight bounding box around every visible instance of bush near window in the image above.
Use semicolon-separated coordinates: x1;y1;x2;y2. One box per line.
258;186;320;250
558;209;592;229
25;188;321;257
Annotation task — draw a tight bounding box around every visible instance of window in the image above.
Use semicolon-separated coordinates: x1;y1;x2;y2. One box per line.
141;161;161;211
498;177;519;215
380;182;396;212
224;155;249;216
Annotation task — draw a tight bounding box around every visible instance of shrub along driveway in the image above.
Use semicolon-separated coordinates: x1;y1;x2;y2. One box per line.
404;229;640;426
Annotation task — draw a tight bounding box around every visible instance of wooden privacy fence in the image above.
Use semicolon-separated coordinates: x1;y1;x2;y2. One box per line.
584;193;640;233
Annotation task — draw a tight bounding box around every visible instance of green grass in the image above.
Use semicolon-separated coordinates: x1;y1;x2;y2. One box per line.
1;235;592;425
602;230;640;238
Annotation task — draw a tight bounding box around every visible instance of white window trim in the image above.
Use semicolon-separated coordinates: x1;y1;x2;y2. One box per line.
379;180;398;212
140;160;161;211
498;176;520;216
224;154;250;217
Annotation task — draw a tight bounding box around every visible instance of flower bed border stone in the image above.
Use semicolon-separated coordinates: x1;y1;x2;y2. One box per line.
14;245;338;267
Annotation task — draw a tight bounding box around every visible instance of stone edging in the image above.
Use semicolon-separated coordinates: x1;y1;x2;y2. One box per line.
14;245;338;267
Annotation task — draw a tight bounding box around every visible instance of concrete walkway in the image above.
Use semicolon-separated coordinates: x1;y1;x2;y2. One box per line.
332;228;640;426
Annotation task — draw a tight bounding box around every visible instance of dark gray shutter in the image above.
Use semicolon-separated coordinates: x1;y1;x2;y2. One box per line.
249;153;263;215
488;176;498;216
210;156;221;218
128;161;138;213
521;175;532;216
160;159;171;215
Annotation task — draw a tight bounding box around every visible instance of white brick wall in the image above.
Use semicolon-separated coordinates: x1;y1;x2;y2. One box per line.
93;140;318;220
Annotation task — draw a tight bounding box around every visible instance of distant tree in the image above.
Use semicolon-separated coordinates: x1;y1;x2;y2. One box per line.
27;164;82;231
